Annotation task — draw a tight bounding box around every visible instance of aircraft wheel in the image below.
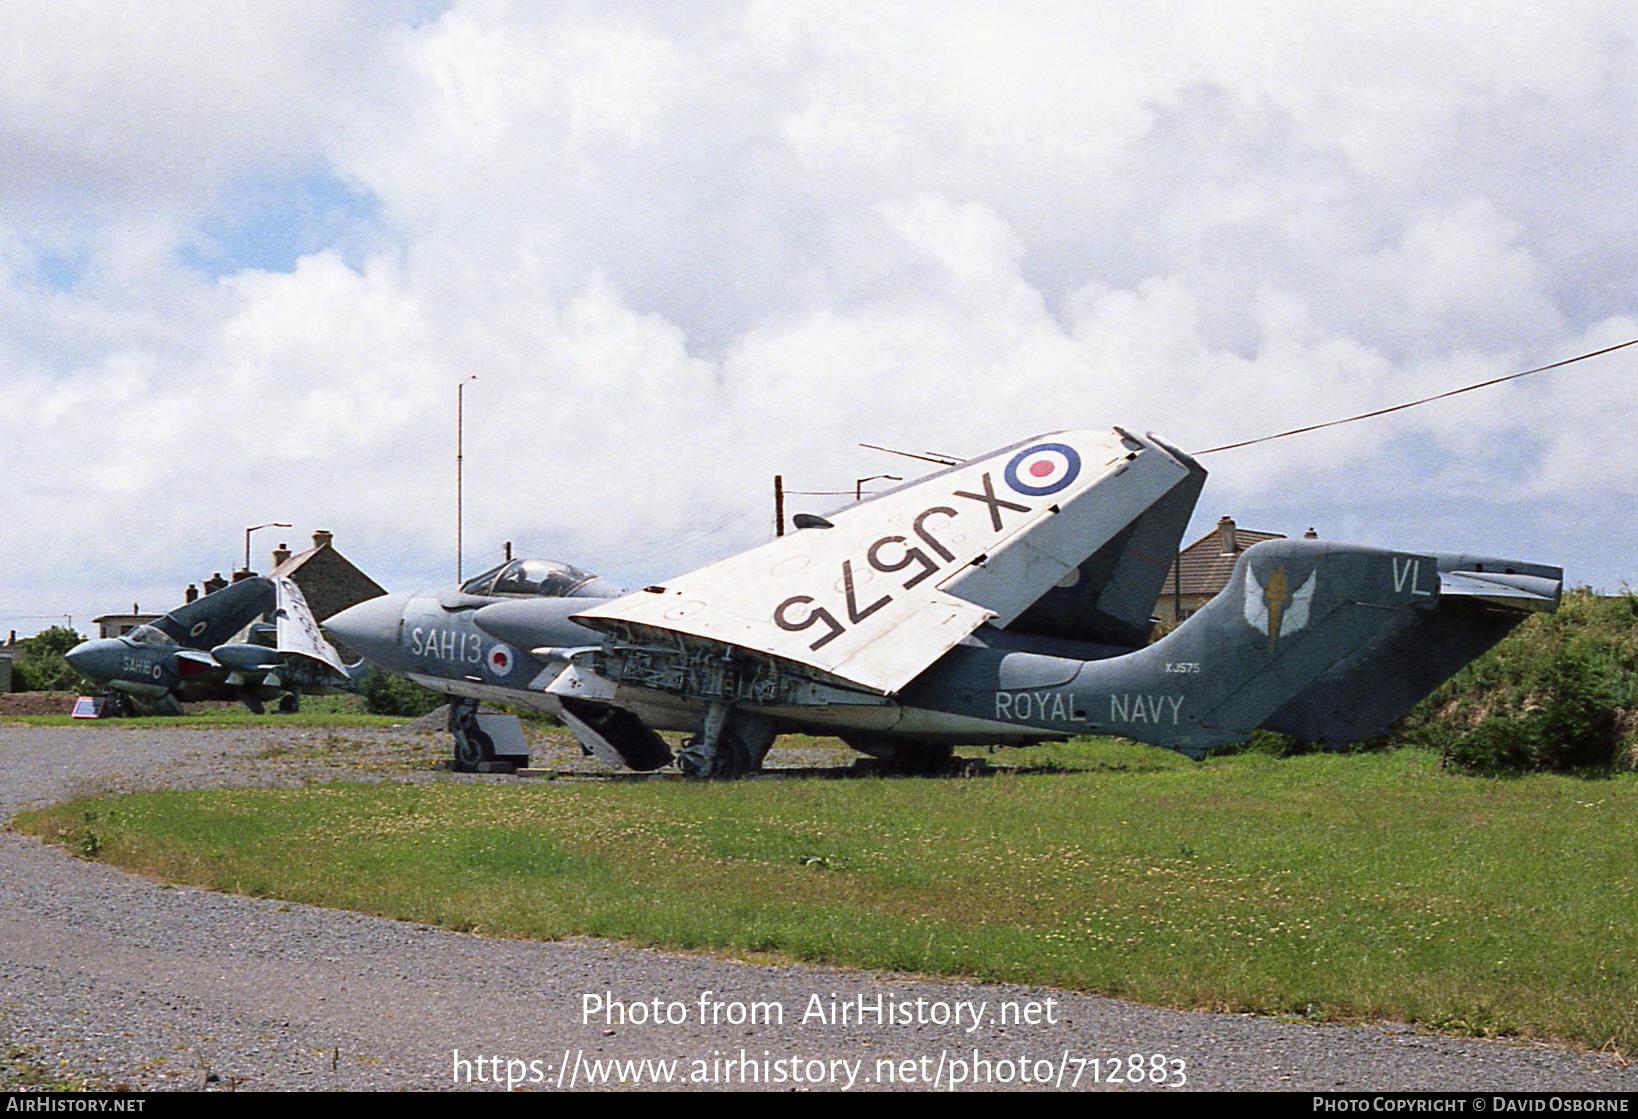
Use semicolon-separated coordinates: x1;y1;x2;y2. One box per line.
676;733;751;779
453;728;495;773
277;693;300;714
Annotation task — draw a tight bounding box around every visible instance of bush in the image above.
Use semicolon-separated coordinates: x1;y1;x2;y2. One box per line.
12;626;92;693
1394;589;1637;774
1206;730;1321;758
1440;716;1538;775
357;667;444;717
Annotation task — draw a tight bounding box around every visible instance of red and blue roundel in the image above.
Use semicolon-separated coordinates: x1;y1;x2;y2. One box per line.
1004;442;1081;496
486;643;515;677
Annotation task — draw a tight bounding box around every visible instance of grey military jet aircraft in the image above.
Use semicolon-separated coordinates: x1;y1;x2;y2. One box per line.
66;575;362;715
324;427;1562;776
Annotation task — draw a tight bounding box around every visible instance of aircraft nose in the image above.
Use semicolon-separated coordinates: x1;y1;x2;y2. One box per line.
64;639;112;684
322;592;410;663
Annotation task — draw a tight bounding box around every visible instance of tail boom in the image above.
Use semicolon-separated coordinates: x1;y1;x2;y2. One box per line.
901;538;1543;757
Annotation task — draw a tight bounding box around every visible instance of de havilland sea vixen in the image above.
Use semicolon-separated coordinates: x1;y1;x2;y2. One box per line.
323;427;1562;778
66;575;363;716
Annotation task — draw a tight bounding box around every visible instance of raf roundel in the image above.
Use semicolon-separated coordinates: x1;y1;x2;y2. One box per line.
1003;442;1082;497
486;643;515;678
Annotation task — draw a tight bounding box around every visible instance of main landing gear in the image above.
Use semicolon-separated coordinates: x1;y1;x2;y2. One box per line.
449;698;495;772
675;701;776;779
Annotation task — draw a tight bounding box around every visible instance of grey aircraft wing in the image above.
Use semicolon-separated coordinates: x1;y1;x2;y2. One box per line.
997;432;1206;648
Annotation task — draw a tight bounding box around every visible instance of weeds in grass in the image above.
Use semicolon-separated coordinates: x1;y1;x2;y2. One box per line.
1;1044;100;1091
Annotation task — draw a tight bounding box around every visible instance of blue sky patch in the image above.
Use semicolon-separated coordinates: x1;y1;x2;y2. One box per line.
179;172;381;277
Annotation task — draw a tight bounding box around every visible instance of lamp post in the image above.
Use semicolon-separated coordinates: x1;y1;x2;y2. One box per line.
854;474;901;500
456;375;477;582
244;522;291;574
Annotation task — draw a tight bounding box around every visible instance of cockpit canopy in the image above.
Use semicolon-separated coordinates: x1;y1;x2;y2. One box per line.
459;558;621;599
124;623;177;646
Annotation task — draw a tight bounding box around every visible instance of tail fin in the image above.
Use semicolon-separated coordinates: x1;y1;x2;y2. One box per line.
1087;538;1448;755
1257;553;1562;743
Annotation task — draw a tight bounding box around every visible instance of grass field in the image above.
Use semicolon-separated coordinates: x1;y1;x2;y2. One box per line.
15;739;1638;1054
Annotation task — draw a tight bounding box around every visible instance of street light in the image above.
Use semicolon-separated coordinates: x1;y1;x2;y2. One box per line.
854;474;901;500
456;375;477;581
244;522;291;573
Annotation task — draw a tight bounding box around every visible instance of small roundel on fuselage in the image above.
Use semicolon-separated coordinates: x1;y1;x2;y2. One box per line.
486;643;515;677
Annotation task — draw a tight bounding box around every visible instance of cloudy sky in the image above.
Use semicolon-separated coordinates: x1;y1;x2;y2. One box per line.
2;0;1634;637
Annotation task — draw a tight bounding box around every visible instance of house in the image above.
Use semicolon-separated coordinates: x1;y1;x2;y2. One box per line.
93;609;162;639
269;530;386;623
1153;516;1313;625
87;532;384;647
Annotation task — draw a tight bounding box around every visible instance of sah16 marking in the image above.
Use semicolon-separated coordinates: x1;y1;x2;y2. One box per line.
773;473;1035;651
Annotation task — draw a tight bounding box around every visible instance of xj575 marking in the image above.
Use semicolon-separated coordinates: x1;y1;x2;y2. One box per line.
325;426;1563;777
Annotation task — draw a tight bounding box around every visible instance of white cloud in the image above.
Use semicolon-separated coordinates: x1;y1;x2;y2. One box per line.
3;0;1637;636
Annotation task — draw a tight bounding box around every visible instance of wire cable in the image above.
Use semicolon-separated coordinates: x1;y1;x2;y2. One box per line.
1194;336;1637;455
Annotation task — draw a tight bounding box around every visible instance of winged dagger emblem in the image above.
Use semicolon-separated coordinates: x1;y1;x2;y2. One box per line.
1243;563;1317;653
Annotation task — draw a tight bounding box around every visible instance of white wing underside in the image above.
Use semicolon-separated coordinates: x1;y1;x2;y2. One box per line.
575;428;1196;695
272;576;349;677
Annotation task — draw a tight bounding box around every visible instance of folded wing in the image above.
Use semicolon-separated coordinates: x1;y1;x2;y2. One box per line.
573;428;1201;694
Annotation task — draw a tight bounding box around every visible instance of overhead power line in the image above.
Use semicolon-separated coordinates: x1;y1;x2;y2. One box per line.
1194;337;1637;456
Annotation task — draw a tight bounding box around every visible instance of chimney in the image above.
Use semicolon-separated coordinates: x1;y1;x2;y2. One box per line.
1303;527;1318;539
312;530;334;549
272;542;292;568
185;584;198;603
204;573;227;594
1217;515;1238;555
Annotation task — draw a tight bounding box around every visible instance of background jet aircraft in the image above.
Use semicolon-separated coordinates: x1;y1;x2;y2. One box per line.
325;427;1562;776
66;576;362;715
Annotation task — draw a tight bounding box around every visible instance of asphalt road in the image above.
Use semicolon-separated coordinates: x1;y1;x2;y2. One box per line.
1;723;1632;1092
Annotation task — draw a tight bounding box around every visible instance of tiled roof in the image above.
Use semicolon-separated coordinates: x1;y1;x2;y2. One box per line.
1163;524;1284;598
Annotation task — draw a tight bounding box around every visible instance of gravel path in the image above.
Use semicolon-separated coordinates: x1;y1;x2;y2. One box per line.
1;723;1632;1092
